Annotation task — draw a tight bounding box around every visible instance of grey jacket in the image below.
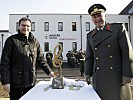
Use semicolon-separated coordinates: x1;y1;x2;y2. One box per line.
84;23;133;100
85;23;133;77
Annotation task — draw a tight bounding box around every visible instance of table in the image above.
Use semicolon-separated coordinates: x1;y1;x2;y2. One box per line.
19;80;101;100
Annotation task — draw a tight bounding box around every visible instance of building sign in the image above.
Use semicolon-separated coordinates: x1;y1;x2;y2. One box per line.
45;34;76;40
59;38;76;40
45;34;60;39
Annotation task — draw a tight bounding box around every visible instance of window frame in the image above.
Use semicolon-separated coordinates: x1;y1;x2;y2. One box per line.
86;22;90;31
72;22;77;31
58;22;63;31
44;22;49;31
44;42;49;52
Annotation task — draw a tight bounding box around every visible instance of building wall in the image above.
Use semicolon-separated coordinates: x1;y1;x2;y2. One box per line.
29;14;82;58
9;14;130;60
129;15;133;46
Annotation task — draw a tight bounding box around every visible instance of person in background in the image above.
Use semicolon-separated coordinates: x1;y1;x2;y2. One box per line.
66;50;72;65
0;17;55;100
84;4;133;100
78;49;85;76
46;51;53;67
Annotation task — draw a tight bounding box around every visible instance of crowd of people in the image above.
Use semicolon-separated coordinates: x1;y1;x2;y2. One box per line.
66;49;86;76
45;49;86;76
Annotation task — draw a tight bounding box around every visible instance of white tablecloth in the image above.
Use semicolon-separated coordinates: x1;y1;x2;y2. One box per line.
19;81;101;100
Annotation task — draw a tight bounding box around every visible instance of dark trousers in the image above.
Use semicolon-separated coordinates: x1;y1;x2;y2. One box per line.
10;86;33;100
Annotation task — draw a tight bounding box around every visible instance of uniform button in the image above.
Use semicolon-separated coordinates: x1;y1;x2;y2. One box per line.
110;67;113;69
31;83;34;86
18;72;22;74
95;48;97;50
96;67;100;69
108;45;111;48
110;56;112;58
96;57;99;60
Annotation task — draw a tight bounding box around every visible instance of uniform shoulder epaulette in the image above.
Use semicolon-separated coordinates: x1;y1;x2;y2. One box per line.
111;22;123;26
106;23;111;31
110;22;123;28
105;23;114;32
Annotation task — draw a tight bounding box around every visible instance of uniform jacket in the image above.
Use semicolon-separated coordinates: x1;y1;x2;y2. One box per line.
84;23;133;100
85;23;133;77
0;31;51;88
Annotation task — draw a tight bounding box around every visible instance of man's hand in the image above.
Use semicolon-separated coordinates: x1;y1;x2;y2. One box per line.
3;84;10;93
84;75;91;85
122;76;132;86
50;71;56;77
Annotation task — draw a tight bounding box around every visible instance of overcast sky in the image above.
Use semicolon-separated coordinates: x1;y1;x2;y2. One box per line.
0;0;132;30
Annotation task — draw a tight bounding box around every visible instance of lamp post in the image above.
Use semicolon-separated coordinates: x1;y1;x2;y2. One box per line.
1;33;4;50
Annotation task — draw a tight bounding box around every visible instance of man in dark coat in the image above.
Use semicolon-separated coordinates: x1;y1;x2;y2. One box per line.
78;49;85;76
84;4;133;100
66;51;72;65
0;17;55;100
46;51;53;67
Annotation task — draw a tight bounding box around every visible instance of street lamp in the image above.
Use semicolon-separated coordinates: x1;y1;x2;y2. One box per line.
1;34;4;49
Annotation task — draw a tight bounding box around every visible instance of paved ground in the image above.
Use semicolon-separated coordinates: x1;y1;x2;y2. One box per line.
0;98;9;100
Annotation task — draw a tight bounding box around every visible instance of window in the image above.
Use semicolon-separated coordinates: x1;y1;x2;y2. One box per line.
16;22;19;31
58;42;63;52
58;22;63;31
72;42;77;51
86;22;90;31
31;22;35;31
72;22;76;31
44;42;49;52
44;22;49;31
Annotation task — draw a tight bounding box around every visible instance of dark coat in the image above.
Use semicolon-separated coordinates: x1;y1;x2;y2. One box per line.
0;31;51;88
84;23;133;100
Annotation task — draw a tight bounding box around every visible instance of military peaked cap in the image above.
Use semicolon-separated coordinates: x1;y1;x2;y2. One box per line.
88;4;106;16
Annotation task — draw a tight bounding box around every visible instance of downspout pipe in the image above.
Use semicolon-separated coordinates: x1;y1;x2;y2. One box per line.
128;16;131;41
80;15;82;50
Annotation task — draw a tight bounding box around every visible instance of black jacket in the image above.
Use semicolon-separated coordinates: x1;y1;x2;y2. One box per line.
0;31;51;88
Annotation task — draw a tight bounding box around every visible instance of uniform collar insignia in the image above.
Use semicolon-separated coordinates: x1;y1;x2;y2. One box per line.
89;23;112;37
105;23;112;32
92;28;97;36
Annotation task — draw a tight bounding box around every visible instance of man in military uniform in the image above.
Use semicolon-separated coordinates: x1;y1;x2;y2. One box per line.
66;51;72;65
66;50;76;68
78;49;85;76
84;4;133;100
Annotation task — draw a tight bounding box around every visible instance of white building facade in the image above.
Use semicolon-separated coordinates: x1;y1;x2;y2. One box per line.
8;14;132;60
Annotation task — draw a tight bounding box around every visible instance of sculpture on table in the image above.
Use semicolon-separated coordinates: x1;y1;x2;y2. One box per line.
52;43;64;89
